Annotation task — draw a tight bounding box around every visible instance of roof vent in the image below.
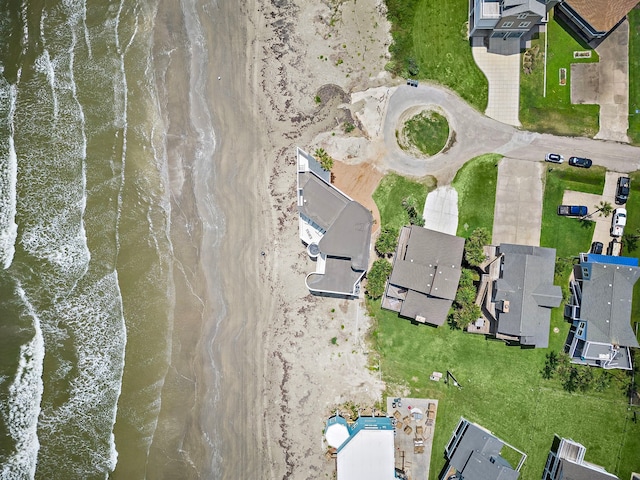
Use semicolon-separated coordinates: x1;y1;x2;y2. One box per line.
502;301;510;313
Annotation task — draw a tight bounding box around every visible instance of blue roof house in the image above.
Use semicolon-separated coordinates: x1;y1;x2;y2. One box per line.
565;254;640;370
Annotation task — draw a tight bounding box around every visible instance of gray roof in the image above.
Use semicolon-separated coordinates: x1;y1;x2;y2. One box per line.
493;244;562;348
560;459;619;480
298;172;348;231
400;291;452;326
306;256;365;295
388;227;465;325
319;201;373;271
502;0;546;17
580;262;640;348
297;165;373;295
448;421;519;480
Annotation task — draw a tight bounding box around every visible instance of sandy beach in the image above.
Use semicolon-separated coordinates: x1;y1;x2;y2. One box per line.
146;0;396;477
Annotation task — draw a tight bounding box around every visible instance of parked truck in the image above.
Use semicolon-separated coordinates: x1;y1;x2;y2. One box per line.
611;208;627;237
557;205;588;217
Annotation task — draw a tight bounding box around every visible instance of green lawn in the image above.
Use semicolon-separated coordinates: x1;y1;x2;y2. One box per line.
629;8;640;145
401;111;449;156
540;164;605;259
385;0;488;111
520;13;600;136
372;172;436;231
368;300;640;480
452;154;501;240
368;163;640;479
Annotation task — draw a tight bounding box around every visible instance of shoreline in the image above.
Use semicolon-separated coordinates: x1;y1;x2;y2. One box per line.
144;0;394;477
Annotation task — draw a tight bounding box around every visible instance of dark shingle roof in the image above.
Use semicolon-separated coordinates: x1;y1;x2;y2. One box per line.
560;459;619;480
388;227;465;325
449;422;519;480
580;262;640;347
493;244;562;348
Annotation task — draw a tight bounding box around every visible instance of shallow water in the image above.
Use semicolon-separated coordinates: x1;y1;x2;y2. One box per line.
0;0;218;477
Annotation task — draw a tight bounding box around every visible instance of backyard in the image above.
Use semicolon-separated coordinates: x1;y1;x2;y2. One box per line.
519;13;600;136
368;160;639;480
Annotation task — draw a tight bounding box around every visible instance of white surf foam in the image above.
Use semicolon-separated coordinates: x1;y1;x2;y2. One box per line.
37;270;126;477
0;79;18;269
0;286;45;480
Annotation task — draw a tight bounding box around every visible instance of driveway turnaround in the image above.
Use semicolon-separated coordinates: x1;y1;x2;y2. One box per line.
423;186;459;235
471;42;521;127
492;158;543;246
380;85;640;182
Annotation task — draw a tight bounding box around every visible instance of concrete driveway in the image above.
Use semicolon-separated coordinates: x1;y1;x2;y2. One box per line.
422;186;458;235
562;171;625;246
570;20;630;143
472;41;521;127
492;158;544;246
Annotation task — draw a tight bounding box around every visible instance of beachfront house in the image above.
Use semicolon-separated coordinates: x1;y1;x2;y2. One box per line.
542;435;619;480
556;0;639;44
565;253;640;370
325;415;398;480
381;226;465;327
296;147;373;297
469;0;559;55
475;244;562;348
441;417;527;480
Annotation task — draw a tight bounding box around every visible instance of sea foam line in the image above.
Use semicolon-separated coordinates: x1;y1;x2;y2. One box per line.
0;80;18;270
0;286;45;480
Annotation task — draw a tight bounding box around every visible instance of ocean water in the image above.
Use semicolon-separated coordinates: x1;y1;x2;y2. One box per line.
0;0;214;478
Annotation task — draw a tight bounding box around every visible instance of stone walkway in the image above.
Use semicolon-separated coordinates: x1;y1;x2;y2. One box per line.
471;39;521;127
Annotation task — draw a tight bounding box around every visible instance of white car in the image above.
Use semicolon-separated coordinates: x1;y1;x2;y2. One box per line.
611;208;627;237
545;153;564;163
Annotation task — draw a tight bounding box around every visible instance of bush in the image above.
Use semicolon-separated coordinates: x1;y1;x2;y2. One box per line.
451;303;481;329
375;226;399;257
366;259;393;299
464;227;490;266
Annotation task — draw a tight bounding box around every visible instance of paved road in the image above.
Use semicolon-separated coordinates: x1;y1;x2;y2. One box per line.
382;84;640;181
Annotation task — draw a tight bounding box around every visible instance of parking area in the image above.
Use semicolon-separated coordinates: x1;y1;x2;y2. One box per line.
562;171;625;248
492;158;544;246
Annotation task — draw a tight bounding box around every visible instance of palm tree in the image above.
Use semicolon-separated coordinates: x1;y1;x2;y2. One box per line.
586;201;613;219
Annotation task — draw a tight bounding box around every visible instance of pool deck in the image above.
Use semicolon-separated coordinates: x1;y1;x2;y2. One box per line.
386;397;439;480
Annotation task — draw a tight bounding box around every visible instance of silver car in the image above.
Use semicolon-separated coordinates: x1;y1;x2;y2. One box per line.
545;153;564;163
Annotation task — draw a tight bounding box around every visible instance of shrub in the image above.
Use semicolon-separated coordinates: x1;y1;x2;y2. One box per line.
375;226;399;257
464;227;490;266
366;259;393;299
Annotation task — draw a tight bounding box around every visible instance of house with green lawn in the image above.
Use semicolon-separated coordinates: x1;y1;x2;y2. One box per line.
477;244;563;348
381;226;465;327
565;253;640;370
469;0;559;54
